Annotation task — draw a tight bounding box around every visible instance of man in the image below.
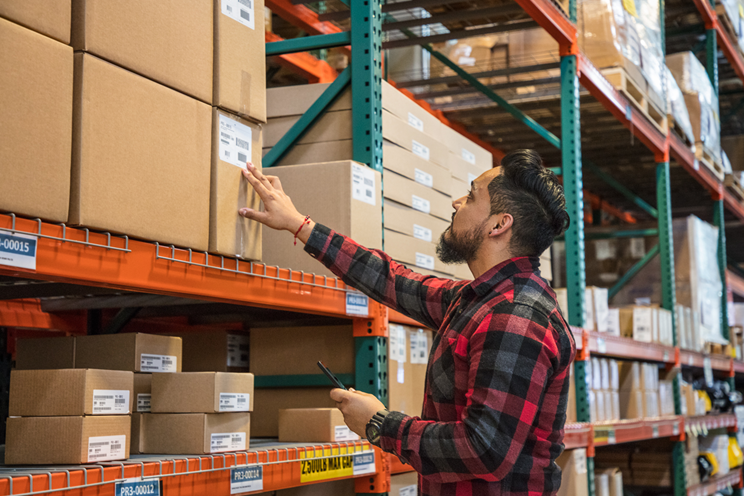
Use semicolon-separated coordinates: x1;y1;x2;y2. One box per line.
239;149;576;496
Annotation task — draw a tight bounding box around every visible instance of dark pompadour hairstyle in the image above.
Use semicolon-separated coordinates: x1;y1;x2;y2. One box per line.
488;149;570;257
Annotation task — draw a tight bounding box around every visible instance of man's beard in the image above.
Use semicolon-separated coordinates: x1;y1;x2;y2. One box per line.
436;220;487;264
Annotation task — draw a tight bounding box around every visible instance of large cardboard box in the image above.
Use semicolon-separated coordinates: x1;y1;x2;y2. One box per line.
556;448;589;496
134;373;152;413
210;108;262;260
618;306;653;342
260;161;382;277
252;388;337;437
213;0;267;122
263;139;354;167
440;125;493;170
384;141;451;196
619;389;644;419
384;201;449;245
71;0;212;102
384;229;454;276
75;333;183;373
388;325;432;417
385;171;452;221
131;412;143;454
141;412;250;454
0;0;71;43
6;415;130;465
9;369;133;416
381;81;445;142
0;18;73;222
389;472;418;496
15;336;76;370
278;408;359;443
151;372;254;413
177;331;250;372
70;53;212;250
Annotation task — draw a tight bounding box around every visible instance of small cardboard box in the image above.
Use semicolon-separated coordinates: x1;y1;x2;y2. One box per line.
252;387;337;437
619;306;653;342
0;0;71;43
441;125;493;170
0;18;73;223
381;80;444;142
619;361;657;391
141;412;250;454
389;472;418;496
384;141;451;196
5;415;130;465
131;412;143;454
556;449;589;496
75;333;183;373
9;369;133;416
382;110;448;168
151;372;254;413
278;408;359;443
619;389;644;419
644;390;660;418
385;170;453;221
177;331;250;372
209;108;262;260
383;201;450;244
384;229;454;276
388;325;431;417
15;336;76;370
134;373;152;413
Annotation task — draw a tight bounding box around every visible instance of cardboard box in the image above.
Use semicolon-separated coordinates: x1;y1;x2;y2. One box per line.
567;363;577;423
15;336;76;370
591;357;602;391
151;372;254;413
440;124;493;170
619;306;653;342
141;412;250;454
263;139;354;167
603;391;614;421
556;449;589;496
252;387;337;437
644;390;659;418
659;380;675;416
611;391;620;421
385;229;454;276
71;53;212;250
382;110;448;168
599;468;624;496
177;331;250;372
619;361;657;391
210;108;262;260
595;389;606;422
134;373;152;413
0;0;71;43
619;389;644;419
0;18;73;222
589;287;609;332
384;141;451;196
599;358;610;390
75;333;183;372
388;325;431;417
260;161;382;277
5;415;130;465
383;201;450;244
452;263;472;281
71;0;213;102
9;369;133;416
385;170;452;221
588;390;598;422
278;408;359;443
389;472;418;496
609;360;619;391
264;110;352;148
131;412;143;454
448;152;490;184
607;308;621;336
213;0;267;122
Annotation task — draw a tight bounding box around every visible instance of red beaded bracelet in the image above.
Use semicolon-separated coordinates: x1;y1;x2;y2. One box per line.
294;215;311;245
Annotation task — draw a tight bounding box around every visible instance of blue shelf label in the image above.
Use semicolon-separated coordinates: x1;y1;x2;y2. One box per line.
231;465;263;494
0;232;36;270
114;479;160;496
353;451;376;476
346;292;369;317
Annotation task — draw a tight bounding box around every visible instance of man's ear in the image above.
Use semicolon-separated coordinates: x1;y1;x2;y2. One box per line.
488;213;513;238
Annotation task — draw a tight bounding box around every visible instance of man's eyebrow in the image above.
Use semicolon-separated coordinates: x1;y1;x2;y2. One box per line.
470;181;475;194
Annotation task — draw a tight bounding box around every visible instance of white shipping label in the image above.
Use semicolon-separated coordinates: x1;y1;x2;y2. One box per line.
227;334;250;368
137;394;151;413
595;240;617;261
413;224;432;243
397;361;405;384
352;163;376;206
407;112;424;132
87;435;126;462
334;425;360;442
415;253;435;270
92;390;130;415
221;0;255;29
140;354;177;373
400;485;418;496
211;432;247;453
410;331;429;364
574;449;588;475
219;393;251;412
414;169;434;188
411;140;430;161
346;292;369;317
633;308;653;342
462;148;477;165
389;325;407;362
411;195;431;214
0;232;37;271
629;238;646;258
457;56;477;66
218;114;253;170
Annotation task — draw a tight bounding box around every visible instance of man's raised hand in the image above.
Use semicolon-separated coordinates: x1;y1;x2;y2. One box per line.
239;162;306;233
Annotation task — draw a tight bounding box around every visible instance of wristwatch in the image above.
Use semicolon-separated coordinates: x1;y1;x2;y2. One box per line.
365;409;390;447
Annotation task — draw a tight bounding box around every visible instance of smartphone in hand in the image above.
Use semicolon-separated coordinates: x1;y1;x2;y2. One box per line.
317;361;347;390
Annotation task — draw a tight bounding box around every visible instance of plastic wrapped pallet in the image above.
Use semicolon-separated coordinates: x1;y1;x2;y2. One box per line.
665;64;696;146
636;0;665;105
717;0;744;54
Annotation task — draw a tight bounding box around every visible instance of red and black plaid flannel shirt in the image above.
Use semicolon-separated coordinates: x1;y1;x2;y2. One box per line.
304;223;576;496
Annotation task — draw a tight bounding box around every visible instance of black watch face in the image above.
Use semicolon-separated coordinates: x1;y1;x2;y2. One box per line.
366;424;381;444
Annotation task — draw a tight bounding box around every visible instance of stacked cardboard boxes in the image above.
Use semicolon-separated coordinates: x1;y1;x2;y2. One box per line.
556;449;589;496
618;361;663;419
278;408;359;444
594;468;624;496
617;306;674;346
176;330;251;373
555;286;609;332
586;358;620;422
389;472;418;496
388;325;433;416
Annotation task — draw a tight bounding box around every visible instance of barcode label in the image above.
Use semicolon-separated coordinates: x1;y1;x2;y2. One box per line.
333;425;360;442
137;394;151;412
218;114;253;170
87;435;127;462
221;0;255;29
140;354;178;372
211;432;246;453
415;253;435;270
408;113;424;132
92;390;130;415
351;163;376;206
462;148;476;165
411;140;430;161
411;195;430;214
238;152;247;163
414;168;433;188
240;9;251;21
413;224;432;242
219;393;251;412
400;485;418;496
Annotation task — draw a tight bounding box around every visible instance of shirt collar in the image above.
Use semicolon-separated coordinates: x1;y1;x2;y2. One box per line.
466;257;541;297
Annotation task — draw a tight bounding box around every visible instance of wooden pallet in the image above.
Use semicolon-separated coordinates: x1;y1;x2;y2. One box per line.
695;142;726;181
602;67;669;135
724;173;744;202
704;341;734;357
716;4;741;51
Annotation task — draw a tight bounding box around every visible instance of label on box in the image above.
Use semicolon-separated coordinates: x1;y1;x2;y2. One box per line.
411;195;430;214
400;485;417;496
0;232;37;271
410;331;429;364
704;357;714;386
92;390;130;415
218;114;252;170
221;0;255;29
411;140;430;161
389;325;407;363
137;394;151;412
211;432;247;453
115;479;160;496
407;113;424;132
231;466;263;494
413;224;432;243
414;169;433;188
457;56;476;66
352;163;376;206
334;425;360;442
353;452;376;475
595;240;616;261
219;393;251;412
346;292;369;317
227;334;250;368
633;308;653;342
87;435;126;462
574;449;587;474
397;361;405;384
630;237;645;258
415;253;435;270
462;149;476;165
140;354;177;373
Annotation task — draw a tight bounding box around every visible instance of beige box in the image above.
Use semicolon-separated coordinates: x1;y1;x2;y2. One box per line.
567;363;577;424
618;361;656;391
134;373;152;413
9;369;133;416
141;413;250;454
644;390;659;418
619;306;653;342
382;80;444;142
263;139;354;167
264;110;352;148
131;412;143;454
210;108;262;260
260;161;382;277
590;357;602;391
385;229;454;276
448;153;490;183
384;141;451;196
75;333;183;372
0;0;71;43
389;472;418;496
177;331;250;372
15;336;76;370
382;110;448;168
384;201;449;244
441;124;493;170
611;391;620;421
71;0;213;102
151;372;254;413
71;53;212;250
595;389;606;422
6;415;130;465
0;18;73;222
556;449;589;496
252;388;336;437
385;171;452;221
619;389;644;419
388;325;431;417
278;408;359;443
659;380;675;416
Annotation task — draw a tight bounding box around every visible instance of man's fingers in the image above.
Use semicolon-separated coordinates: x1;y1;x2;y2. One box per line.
242;168;272;200
265;175;283;191
247;162;274;191
239;208;270;223
330;388;351;403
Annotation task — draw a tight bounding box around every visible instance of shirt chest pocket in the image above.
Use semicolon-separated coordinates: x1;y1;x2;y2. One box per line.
428;333;470;404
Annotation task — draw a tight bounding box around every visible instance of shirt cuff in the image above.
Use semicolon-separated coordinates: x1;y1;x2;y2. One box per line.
379;410;408;455
303;223;332;259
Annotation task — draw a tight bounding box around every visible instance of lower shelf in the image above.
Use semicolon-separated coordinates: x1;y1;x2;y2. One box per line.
687;468;742;496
